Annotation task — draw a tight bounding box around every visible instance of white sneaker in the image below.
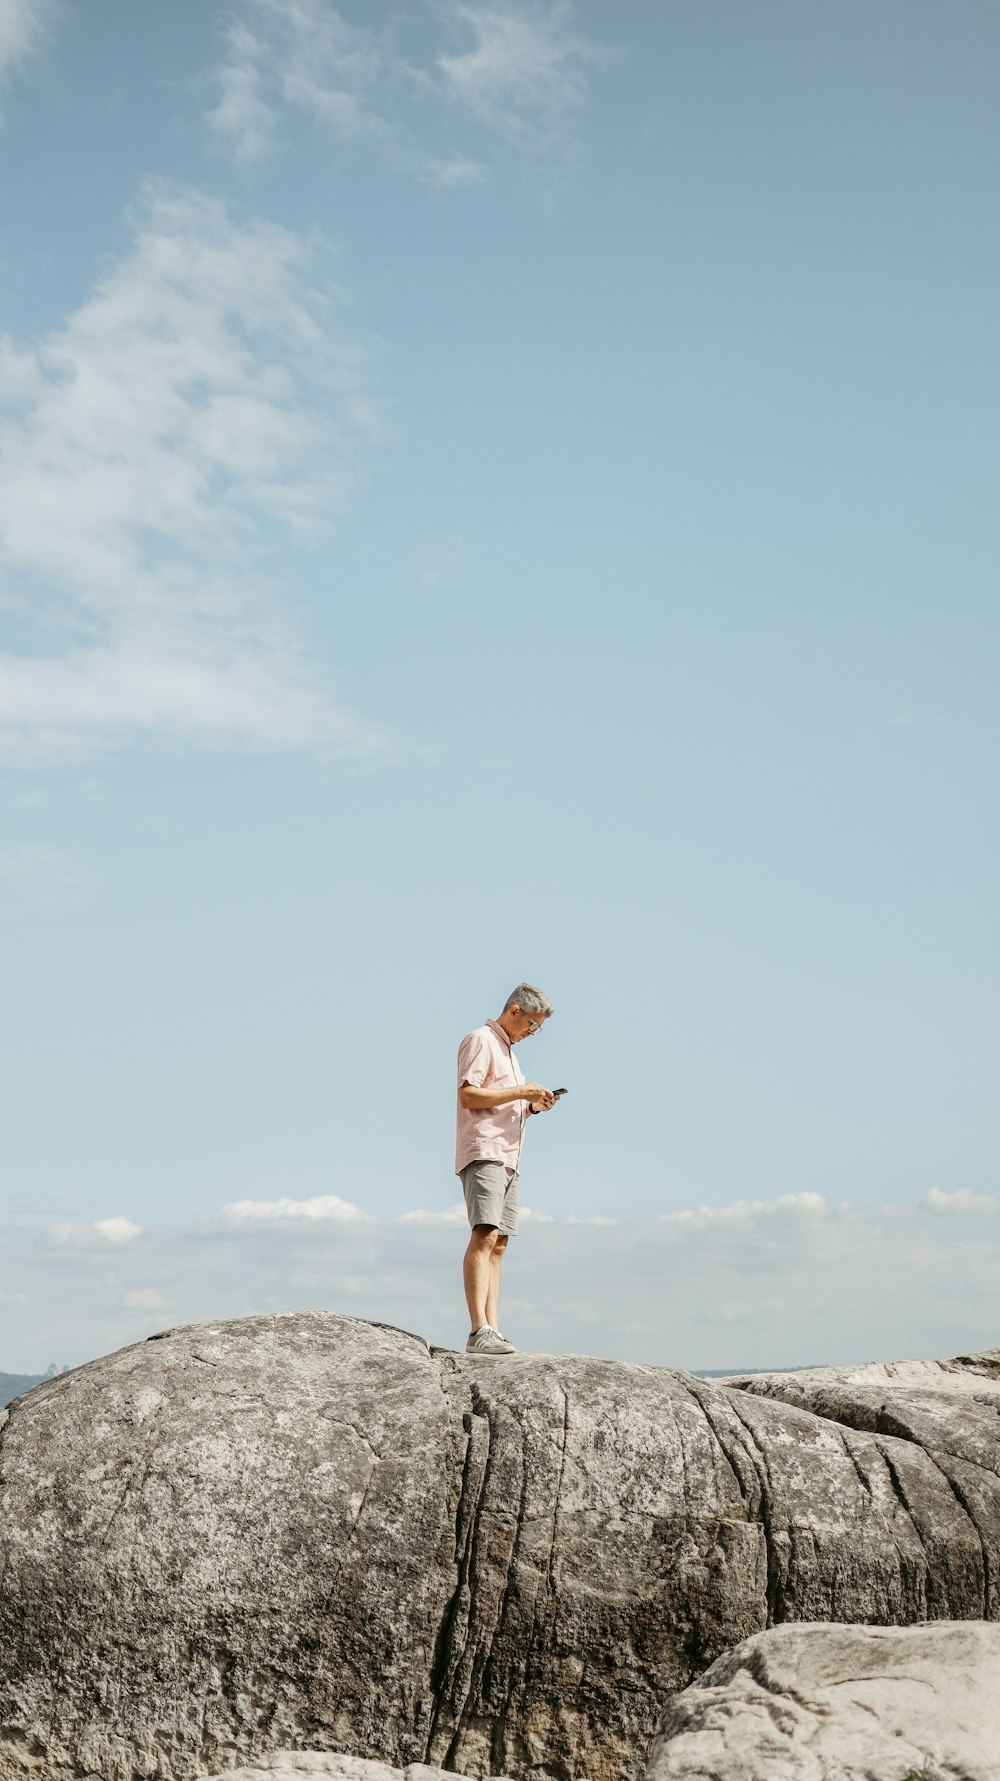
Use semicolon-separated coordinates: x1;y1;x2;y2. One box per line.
465;1325;516;1356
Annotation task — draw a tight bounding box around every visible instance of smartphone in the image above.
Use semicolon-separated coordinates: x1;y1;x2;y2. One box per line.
552;1087;568;1098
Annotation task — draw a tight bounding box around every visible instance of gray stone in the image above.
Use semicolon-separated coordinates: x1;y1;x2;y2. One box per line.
726;1344;1000;1625
724;1345;1000;1399
1;1315;1000;1781
198;1756;511;1781
646;1619;1000;1780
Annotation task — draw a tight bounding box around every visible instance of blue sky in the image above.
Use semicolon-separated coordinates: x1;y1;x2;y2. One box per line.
1;0;998;1371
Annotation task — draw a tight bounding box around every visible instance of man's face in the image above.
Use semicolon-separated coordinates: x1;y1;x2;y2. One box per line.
507;1005;548;1044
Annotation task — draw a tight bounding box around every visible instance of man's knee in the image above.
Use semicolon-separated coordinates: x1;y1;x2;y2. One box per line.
470;1223;501;1251
493;1234;509;1255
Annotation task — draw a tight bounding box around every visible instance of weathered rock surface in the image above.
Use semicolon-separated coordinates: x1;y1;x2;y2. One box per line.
728;1347;1000;1623
198;1756;510;1781
1;1314;1000;1781
726;1345;1000;1398
647;1619;1000;1779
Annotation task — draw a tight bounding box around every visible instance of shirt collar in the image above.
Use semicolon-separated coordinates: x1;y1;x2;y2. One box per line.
486;1017;513;1050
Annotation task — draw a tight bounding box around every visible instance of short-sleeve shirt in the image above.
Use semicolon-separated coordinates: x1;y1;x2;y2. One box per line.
455;1018;527;1175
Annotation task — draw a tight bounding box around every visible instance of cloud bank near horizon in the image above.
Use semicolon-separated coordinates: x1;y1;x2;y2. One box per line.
4;1187;998;1377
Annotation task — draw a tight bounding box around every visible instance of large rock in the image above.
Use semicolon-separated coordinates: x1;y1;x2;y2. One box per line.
646;1620;1000;1779
727;1348;1000;1622
1;1314;1000;1781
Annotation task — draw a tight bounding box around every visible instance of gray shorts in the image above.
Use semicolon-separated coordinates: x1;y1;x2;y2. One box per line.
460;1161;520;1237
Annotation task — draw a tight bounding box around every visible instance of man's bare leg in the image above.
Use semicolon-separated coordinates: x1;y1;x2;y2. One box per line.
486;1234;508;1331
463;1224;500;1330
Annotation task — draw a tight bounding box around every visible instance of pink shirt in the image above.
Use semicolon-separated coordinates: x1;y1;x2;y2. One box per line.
455;1018;527;1175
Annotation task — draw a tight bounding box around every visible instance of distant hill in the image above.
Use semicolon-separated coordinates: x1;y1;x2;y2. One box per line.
1;1366;67;1408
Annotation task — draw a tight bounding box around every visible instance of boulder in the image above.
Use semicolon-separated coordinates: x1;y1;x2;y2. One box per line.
1;1314;999;1781
646;1619;1000;1779
727;1347;1000;1625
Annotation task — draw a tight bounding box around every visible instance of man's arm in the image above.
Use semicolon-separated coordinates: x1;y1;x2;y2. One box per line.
459;1081;556;1111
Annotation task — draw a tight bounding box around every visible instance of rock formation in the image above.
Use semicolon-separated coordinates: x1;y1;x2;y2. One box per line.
646;1619;1000;1779
727;1350;1000;1622
205;1625;1000;1781
0;1313;999;1781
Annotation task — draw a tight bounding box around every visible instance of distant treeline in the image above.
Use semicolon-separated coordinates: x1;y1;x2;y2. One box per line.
1;1366;67;1408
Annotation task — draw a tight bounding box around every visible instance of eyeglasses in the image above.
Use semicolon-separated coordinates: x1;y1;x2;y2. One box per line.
524;1016;542;1034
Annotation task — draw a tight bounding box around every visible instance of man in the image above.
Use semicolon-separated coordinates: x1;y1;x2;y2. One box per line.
456;983;557;1356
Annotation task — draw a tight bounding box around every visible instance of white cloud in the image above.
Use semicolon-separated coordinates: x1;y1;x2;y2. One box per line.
210;1;384;165
437;1;605;156
0;180;384;761
7;1190;1000;1376
208;0;606;186
206;19;280;165
397;1201;553;1227
396;1202;468;1226
204;1193;375;1231
660;1191;828;1231
921;1188;1000;1216
44;1217;143;1249
90;1216;143;1247
0;0;60;121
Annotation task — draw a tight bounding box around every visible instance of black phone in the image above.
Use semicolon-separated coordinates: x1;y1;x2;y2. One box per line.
552;1087;568;1098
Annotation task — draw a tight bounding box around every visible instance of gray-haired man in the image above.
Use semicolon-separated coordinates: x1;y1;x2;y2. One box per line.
455;983;558;1356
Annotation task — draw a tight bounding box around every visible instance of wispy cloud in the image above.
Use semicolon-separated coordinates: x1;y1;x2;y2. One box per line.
0;0;61;122
921;1187;1000;1216
660;1191;828;1231
397;1202;469;1227
208;0;607;187
43;1217;143;1250
437;1;606;159
5;1191;1000;1375
209;0;488;185
0;180;384;761
204;1193;376;1231
206;18;281;165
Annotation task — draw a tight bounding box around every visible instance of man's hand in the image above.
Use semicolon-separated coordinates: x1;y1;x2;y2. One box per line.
524;1083;556;1111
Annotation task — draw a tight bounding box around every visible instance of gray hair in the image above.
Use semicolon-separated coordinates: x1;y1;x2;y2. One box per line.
502;983;554;1018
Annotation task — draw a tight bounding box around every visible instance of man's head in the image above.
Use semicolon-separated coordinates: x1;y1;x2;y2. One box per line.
498;983;554;1044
